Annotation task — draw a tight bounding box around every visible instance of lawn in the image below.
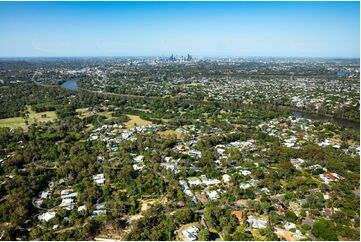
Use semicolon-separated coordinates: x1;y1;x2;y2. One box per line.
124;115;152;128
76;109;152;128
99;111;113;119
28;110;57;123
26;105;57;124
0;106;57;129
76;108;93;119
0;117;25;128
1;108;152;130
76;108;89;113
76;108;114;121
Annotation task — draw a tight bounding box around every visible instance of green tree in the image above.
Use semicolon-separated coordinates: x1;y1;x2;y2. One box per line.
198;229;211;241
312;219;337;241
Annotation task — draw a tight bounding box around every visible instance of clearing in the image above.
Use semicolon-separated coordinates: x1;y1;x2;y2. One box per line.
76;108;112;119
76;108;94;119
124;115;152;128
158;129;183;139
0;117;26;128
0;106;57;129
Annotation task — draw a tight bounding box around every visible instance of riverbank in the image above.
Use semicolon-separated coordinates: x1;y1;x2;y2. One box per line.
40;80;360;131
291;110;359;130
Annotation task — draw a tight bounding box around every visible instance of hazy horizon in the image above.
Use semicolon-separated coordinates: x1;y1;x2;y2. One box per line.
0;55;359;60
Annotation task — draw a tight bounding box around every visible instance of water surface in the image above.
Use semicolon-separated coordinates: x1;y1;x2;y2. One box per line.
292;111;359;130
60;80;78;91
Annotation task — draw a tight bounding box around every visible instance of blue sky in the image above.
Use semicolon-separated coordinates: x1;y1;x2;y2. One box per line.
0;1;359;58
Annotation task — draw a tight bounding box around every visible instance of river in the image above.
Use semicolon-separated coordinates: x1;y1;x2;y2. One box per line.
57;81;359;130
292;111;359;130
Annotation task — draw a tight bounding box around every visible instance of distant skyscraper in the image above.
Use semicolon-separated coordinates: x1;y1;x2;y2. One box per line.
187;54;192;61
169;54;176;61
168;54;191;61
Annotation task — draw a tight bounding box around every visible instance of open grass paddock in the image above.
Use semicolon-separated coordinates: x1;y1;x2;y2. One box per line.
124;114;152;128
0;106;57;129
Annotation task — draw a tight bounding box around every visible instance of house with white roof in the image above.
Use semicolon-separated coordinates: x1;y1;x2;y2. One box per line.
133;163;145;171
319;139;331;147
60;198;74;210
240;183;252;189
222;174;231;183
61;192;78;199
239;169;252;176
284;222;296;230
160;162;177;172
60;189;72;196
188;150;202;158
187;177;202;186
133;155;144;163
93;174;105;186
92;209;106;217
183;189;193;197
200;175;221;186
260;187;270;195
216;148;226;156
38;210;56;222
40;191;49;199
206;190;219;200
179;180;189;190
77;205;87;212
247;215;267;229
181;226;199;241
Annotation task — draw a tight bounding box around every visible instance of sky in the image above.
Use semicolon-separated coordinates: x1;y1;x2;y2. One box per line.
0;1;359;58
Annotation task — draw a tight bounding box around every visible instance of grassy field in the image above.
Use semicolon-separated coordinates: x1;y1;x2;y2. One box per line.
99;111;113;119
76;109;152;129
75;108;89;113
28;110;57;123
0;117;25;128
124;115;152;128
1;107;152;130
76;108;93;119
76;108;114;120
0;106;57;129
158;129;183;139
